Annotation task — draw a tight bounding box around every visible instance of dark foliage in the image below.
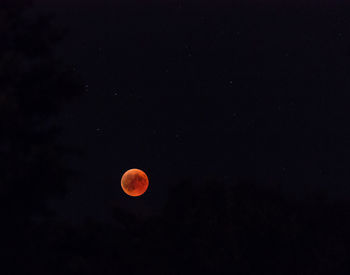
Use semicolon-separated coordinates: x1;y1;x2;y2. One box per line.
6;179;348;274
0;1;83;220
0;2;83;272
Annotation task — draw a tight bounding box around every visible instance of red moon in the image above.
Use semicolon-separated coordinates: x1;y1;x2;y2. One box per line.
121;168;149;197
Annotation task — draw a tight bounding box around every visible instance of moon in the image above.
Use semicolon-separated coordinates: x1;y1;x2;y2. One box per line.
121;168;149;197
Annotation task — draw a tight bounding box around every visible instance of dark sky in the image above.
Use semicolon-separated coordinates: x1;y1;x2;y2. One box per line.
33;0;350;222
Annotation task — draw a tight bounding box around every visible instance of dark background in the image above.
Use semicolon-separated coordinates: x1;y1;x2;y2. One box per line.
1;0;350;274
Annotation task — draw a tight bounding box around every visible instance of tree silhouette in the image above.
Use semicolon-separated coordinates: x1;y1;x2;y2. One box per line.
0;1;83;220
109;179;349;274
0;2;83;273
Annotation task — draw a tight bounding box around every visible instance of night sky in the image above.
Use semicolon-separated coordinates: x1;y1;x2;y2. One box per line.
2;1;350;273
32;0;350;221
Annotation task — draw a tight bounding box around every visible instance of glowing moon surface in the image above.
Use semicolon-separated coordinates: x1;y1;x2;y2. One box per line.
121;168;149;197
